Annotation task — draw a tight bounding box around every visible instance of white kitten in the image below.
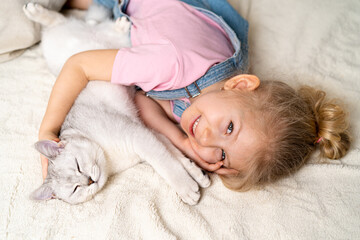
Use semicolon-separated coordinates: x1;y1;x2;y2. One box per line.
23;2;131;75
24;3;210;205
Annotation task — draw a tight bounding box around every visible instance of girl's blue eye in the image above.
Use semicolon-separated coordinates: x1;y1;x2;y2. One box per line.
221;149;226;160
221;122;233;160
226;122;233;134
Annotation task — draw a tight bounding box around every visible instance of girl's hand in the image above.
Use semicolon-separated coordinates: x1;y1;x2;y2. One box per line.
40;154;50;180
38;132;60;180
181;138;223;172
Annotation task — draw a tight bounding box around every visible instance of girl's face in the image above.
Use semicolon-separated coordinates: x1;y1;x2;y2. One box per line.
180;89;260;174
180;75;261;175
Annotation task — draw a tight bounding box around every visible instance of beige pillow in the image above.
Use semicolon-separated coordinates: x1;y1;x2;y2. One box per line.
0;0;66;62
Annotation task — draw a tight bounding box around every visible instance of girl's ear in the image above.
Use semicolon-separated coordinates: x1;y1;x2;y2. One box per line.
224;74;260;91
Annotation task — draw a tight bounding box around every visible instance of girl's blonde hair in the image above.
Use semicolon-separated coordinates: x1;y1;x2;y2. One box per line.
220;81;351;191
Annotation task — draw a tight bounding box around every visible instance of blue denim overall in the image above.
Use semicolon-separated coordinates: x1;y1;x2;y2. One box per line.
95;0;249;119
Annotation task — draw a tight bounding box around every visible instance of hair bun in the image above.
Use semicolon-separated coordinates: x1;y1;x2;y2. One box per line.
298;87;350;159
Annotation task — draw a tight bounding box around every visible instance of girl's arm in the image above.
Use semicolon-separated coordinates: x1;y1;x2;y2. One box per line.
39;49;117;139
134;92;223;172
39;49;118;179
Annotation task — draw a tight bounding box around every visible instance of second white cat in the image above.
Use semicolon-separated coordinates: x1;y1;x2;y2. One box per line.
23;2;131;75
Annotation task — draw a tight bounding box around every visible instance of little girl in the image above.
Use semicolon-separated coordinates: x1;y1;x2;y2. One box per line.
39;0;350;191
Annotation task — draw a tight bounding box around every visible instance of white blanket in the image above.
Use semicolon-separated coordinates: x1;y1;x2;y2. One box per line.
1;0;359;239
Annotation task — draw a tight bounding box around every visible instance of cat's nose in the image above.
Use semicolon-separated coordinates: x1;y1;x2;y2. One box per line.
88;177;94;185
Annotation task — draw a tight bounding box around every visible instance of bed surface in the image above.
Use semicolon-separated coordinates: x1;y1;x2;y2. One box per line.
1;0;360;239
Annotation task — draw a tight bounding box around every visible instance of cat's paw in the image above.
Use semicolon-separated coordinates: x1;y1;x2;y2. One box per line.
114;16;131;34
179;157;211;188
23;2;63;26
23;2;45;21
172;177;201;205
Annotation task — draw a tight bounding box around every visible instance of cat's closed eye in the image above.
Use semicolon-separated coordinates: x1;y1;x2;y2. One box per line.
73;185;80;194
76;158;82;173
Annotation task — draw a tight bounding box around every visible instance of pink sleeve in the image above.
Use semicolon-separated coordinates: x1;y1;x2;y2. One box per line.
111;43;182;91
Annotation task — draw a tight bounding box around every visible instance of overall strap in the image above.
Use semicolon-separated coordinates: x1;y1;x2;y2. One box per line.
145;56;243;100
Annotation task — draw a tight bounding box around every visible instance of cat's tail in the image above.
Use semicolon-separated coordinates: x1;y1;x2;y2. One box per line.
23;3;66;28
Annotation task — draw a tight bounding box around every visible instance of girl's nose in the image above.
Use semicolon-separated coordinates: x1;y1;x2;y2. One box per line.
195;145;223;164
196;128;223;163
198;128;216;146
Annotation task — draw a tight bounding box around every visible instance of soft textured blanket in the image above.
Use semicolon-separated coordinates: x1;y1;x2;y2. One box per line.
1;0;359;239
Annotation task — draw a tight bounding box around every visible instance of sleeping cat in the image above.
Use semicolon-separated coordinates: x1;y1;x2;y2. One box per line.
24;3;210;205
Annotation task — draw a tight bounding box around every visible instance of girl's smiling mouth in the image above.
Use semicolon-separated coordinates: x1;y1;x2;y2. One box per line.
190;116;201;137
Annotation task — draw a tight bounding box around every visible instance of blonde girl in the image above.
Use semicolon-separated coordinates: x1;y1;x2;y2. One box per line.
38;0;350;191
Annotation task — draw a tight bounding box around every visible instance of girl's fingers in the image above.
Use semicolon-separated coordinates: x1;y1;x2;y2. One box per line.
40;155;48;180
193;157;223;172
214;167;239;175
40;137;59;180
181;139;224;172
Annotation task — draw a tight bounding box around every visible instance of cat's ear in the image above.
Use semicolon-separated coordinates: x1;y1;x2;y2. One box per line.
34;140;65;159
30;183;56;201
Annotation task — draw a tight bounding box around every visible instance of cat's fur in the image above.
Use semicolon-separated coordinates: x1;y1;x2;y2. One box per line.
24;3;210;205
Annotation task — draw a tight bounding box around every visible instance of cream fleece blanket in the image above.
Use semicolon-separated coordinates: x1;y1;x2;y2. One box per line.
1;0;360;239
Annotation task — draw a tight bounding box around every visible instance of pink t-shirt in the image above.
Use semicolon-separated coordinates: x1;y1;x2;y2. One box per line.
111;0;234;91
